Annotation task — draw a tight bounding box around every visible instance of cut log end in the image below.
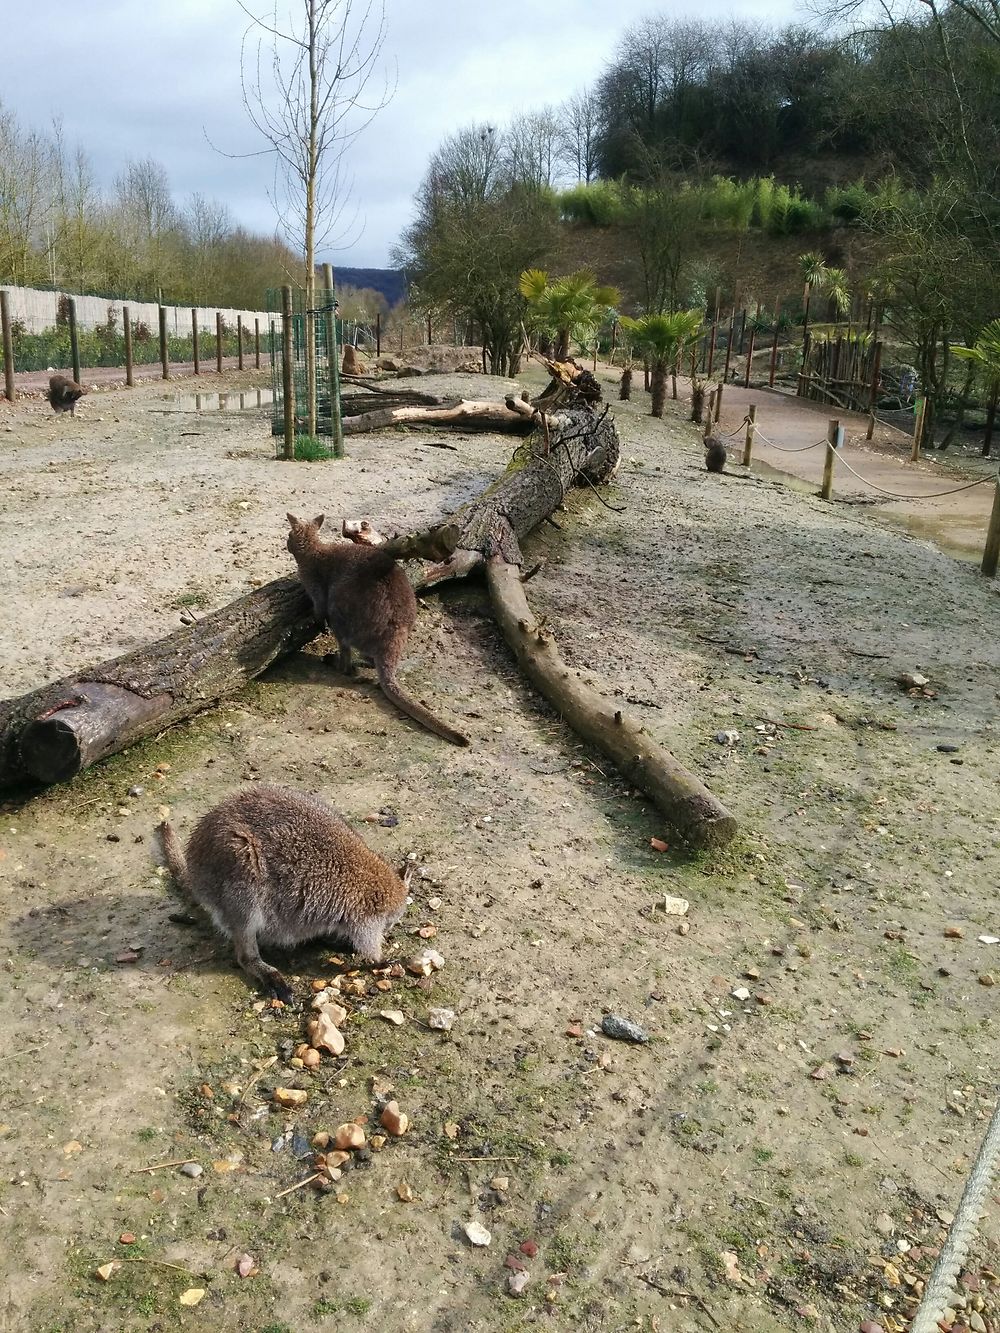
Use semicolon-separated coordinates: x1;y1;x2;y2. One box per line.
19;717;86;783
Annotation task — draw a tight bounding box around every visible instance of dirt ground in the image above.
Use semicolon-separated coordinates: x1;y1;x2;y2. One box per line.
0;365;997;1333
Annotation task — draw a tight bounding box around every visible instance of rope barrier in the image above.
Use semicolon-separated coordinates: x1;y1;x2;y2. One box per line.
728;410;998;501
830;446;997;501
909;1094;1000;1333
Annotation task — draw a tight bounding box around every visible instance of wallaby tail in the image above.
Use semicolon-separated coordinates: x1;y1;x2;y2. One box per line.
377;668;470;747
158;820;190;888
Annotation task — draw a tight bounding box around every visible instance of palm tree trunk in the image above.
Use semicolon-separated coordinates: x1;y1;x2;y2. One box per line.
650;363;667;417
984;383;998;458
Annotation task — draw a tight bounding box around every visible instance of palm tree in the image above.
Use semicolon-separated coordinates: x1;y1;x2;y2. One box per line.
798;252;828;340
619;310;703;417
519;268;619;360
953;319;1000;457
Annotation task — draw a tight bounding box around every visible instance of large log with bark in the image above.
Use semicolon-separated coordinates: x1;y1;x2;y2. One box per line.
0;579;318;791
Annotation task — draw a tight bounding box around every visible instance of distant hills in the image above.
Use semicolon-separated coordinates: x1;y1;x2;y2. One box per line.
331;267;406;307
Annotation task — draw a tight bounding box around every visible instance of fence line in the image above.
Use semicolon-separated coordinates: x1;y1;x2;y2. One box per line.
721;409;1000;577
0;282;268;338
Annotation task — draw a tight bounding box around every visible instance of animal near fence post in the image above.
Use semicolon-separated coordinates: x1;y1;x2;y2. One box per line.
69;298;81;386
216;312;223;374
0;290;15;402
982;478;1000;578
821;418;839;501
191;309;200;375
237;314;244;371
280;285;294;460
123;305;134;386
158;305;169;381
742;403;757;467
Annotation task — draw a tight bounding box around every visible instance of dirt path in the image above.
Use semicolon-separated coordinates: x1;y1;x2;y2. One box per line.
0;368;997;1333
707;380;998;566
3;356;258;397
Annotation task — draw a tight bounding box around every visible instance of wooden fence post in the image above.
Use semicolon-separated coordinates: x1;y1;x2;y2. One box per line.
254;318;261;369
768;303;781;387
982;478;1000;578
742;404;757;467
0;290;14;402
69;298;81;385
123;305;134;387
911;397;926;462
714;382;723;423
821;419;839;501
216;312;224;374
866;413;875;441
191;309;200;376
706;322;717;377
868;340;882;412
744;322;756;389
158;305;169;381
281;286;294;460
237;314;244;371
322;262;344;459
723;313;736;383
375;310;381;356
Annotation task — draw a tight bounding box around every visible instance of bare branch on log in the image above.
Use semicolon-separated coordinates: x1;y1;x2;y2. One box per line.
485;558;737;849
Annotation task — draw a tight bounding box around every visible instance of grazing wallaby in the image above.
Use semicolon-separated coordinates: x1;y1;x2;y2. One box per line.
47;374;85;415
158;785;410;1002
285;512;469;747
705;437;728;473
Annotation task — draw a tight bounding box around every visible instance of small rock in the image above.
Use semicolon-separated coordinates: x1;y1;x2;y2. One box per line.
464;1220;492;1247
428;1007;455;1031
944;925;965;939
273;1087;308;1109
875;1212;894;1235
936;743;960;753
180;1161;203;1178
369;1134;387;1150
978;973;996;987
714;729;740;746
601;1014;649;1044
312;1131;331;1149
407;948;444;975
978;934;1000;945
969;1313;987;1333
491;1176;509;1192
307;1011;345;1056
396;1179;415;1202
118;1232;137;1245
334;1123;366;1151
379;1009;406;1025
380;1100;409;1136
427;896;443;911
178;1288;205;1307
95;1262;120;1281
127;785;145;797
897;671;929;689
731;986;751;1002
507;1269;531;1297
520;1239;538;1257
236;1253;256;1278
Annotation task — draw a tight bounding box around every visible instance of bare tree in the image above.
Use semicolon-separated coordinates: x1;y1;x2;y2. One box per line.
559;87;601;183
505;107;562;189
237;0;392;437
0;102;52;287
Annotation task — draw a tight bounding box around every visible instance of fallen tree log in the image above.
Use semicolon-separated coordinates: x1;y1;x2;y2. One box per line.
1;402;738;849
0;579;318;791
342;397;537;436
485;558;738;848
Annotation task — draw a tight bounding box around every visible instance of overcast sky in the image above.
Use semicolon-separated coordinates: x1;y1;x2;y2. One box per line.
6;0;799;270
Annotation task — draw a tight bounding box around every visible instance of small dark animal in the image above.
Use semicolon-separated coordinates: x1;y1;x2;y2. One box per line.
158;785;410;1002
286;512;469;746
705;437;728;473
47;374;85;415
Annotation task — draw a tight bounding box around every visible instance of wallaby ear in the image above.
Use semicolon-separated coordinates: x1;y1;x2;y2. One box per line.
314;514;325;529
286;513;299;528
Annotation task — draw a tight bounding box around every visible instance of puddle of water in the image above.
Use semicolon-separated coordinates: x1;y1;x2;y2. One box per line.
880;510;983;564
169;389;274;412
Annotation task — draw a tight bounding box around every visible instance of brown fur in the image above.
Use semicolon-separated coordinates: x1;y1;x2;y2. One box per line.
705;438;728;473
158;785;409;1002
285;512;469;746
47;374;85;415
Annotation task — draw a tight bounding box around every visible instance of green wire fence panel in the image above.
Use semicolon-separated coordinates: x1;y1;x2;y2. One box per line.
266;285;344;444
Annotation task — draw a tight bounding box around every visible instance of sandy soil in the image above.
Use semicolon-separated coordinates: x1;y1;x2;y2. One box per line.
0;366;997;1333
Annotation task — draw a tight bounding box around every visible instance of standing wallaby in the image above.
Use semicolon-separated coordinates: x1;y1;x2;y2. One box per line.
158;785;410;1003
286;513;469;746
47;374;85;415
705;437;728;473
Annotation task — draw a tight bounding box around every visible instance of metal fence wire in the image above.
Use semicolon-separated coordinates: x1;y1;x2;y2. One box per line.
266;285;344;443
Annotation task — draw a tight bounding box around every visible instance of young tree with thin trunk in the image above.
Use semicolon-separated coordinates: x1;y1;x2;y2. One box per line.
237;0;392;437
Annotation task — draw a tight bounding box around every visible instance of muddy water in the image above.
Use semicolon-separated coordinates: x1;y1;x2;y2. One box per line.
168;388;274;412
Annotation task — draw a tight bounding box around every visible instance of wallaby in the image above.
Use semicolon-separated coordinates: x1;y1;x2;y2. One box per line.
158;785;410;1003
47;374;85;415
285;513;469;747
705;437;728;473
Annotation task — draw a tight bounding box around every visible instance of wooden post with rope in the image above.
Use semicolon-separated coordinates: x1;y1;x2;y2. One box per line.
982;479;1000;579
820;418;839;501
742;404;757;468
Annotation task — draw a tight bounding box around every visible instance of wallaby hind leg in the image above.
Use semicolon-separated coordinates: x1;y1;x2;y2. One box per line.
232;923;294;1004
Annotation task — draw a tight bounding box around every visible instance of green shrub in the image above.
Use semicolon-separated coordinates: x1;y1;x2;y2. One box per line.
558;181;625;226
